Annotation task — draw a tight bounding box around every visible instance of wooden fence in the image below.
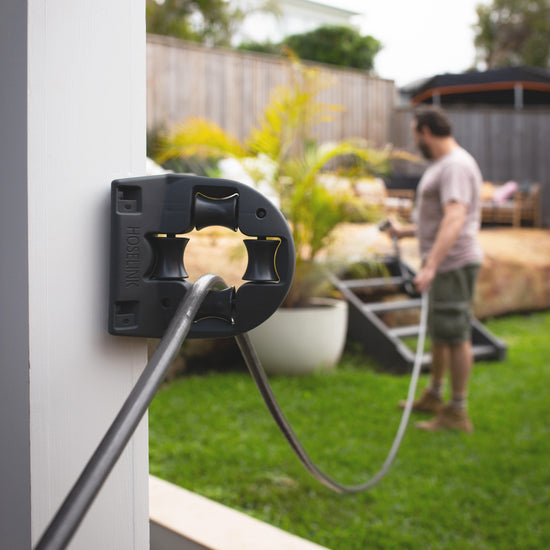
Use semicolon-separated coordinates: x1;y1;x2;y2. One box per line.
146;34;397;147
146;35;549;226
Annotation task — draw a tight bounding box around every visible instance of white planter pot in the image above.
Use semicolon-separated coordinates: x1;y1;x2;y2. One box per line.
247;298;348;375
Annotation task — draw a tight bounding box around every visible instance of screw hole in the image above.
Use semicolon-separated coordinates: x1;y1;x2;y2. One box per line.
256;208;267;219
161;298;171;309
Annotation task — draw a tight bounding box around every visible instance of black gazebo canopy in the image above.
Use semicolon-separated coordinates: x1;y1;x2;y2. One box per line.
402;66;550;107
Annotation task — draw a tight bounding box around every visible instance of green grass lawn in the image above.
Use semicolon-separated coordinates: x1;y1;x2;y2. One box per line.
149;312;550;550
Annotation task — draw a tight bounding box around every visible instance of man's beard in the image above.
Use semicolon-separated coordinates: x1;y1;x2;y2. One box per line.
418;140;433;160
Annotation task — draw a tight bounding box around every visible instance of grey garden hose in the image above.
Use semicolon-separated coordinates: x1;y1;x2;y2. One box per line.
34;274;226;550
35;276;427;549
236;290;429;494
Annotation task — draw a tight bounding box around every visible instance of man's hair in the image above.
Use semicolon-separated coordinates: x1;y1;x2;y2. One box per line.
413;106;452;137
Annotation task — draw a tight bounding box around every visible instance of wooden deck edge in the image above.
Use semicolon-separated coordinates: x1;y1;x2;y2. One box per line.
149;475;330;550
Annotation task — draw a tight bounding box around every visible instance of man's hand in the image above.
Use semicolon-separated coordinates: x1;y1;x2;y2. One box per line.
414;264;436;293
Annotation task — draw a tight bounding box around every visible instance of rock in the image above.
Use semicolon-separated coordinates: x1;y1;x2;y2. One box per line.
475;229;550;318
329;224;550;320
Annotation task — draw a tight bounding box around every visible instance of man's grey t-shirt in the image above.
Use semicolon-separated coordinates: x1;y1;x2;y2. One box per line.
416;147;483;273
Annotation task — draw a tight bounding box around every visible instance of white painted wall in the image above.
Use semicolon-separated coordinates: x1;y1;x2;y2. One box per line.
1;0;148;548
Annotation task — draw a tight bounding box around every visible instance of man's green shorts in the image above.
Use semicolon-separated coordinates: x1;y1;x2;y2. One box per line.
428;264;480;344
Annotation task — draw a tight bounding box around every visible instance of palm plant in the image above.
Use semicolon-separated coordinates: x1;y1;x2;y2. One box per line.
156;55;399;307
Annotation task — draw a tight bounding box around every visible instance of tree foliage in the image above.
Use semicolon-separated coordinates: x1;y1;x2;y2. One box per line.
474;0;550;68
239;25;382;71
236;39;282;56
146;0;234;45
146;0;279;47
283;25;382;71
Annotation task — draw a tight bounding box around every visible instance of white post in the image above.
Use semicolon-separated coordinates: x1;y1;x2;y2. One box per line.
514;83;524;110
1;1;149;548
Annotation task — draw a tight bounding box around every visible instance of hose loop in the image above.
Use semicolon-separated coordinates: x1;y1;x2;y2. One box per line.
236;291;429;493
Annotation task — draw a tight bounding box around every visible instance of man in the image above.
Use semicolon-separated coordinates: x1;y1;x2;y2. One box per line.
389;105;483;433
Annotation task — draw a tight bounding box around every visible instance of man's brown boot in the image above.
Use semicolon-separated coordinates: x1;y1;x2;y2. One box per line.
399;388;444;414
415;404;474;433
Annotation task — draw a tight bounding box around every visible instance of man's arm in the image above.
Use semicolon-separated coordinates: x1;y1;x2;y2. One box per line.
414;201;467;292
387;217;417;239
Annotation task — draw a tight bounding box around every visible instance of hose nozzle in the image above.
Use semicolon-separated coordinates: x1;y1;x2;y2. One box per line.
378;219;391;232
